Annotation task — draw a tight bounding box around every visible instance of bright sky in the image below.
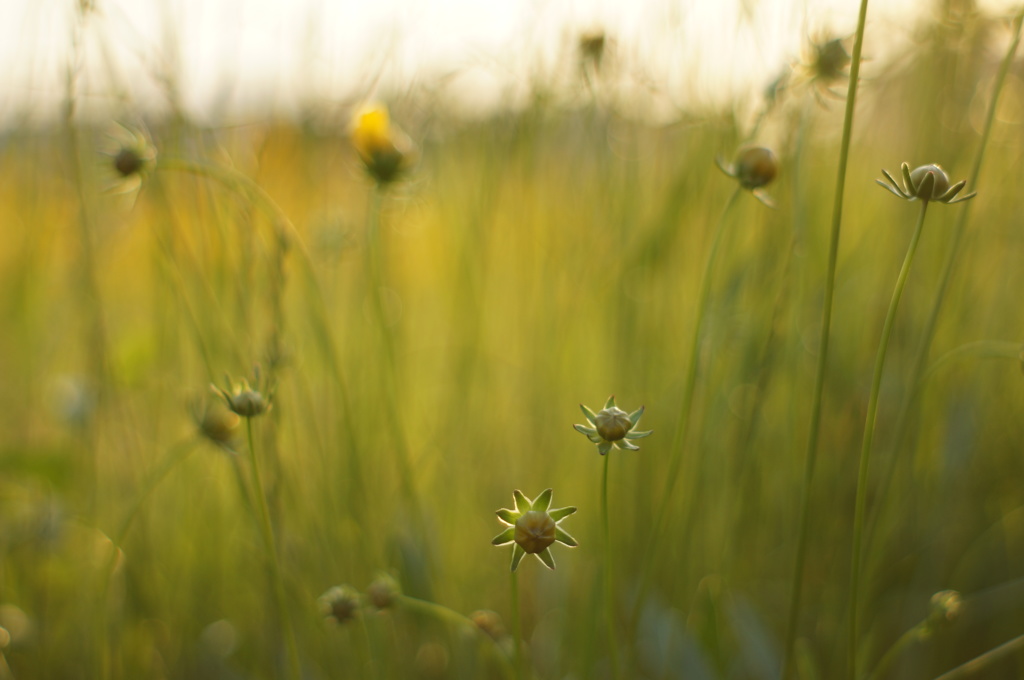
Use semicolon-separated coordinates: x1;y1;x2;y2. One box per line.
0;0;1016;126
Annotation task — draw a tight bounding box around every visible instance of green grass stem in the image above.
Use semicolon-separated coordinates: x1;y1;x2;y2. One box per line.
602;452;620;679
863;6;1024;560
780;2;872;674
510;570;524;680
930;633;1024;680
629;186;741;628
848;200;930;680
245;417;302;680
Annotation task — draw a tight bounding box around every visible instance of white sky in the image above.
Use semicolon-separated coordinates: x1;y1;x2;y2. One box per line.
0;0;1017;126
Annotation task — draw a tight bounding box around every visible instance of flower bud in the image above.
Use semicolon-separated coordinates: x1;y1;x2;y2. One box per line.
366;573;400;610
734;147;779;190
595;406;631;442
114;147;146;177
909;165;951;201
470;610;506;641
319;585;361;624
227;389;269;418
928;590;962;628
514;510;557;554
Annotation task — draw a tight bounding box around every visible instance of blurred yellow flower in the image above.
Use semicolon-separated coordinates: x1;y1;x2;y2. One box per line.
351;104;416;185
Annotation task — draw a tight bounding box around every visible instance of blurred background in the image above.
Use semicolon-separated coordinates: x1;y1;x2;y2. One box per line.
1;0;1011;125
1;0;1024;679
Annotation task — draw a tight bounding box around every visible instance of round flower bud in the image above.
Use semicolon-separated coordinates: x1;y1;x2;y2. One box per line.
734;147;779;190
366;573;400;610
514;510;556;554
195;402;240;446
114;147;146;177
909;164;951;201
227;390;269;418
595;406;632;442
320;585;361;624
928;590;962;628
470;610;506;641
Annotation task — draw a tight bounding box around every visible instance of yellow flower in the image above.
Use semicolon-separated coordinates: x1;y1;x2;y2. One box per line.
351;104;416;185
492;489;578;571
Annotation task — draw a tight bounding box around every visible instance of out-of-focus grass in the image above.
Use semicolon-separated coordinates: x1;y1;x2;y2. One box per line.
1;6;1024;679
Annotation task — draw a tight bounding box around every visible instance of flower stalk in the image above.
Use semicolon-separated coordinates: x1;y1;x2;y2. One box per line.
848;198;929;680
245;416;302;680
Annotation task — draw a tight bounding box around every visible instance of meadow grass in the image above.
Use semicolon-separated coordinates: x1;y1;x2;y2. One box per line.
1;5;1024;679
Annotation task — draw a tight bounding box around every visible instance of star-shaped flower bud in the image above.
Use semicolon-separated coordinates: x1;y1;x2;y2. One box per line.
574;395;653;455
492;489;578;572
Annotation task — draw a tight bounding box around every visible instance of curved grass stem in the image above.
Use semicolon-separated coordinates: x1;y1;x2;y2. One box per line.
931;634;1024;680
848;200;930;680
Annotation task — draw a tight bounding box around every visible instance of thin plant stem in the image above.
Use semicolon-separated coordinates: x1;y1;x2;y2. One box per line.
779;0;872;673
510;570;524;680
629;186;742;628
364;188;422;520
245;418;302;680
158;157;370;530
863;6;1024;560
866;619;929;680
396;596;515;679
931;634;1024;680
849;200;930;680
602;452;620;680
919;341;1022;385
